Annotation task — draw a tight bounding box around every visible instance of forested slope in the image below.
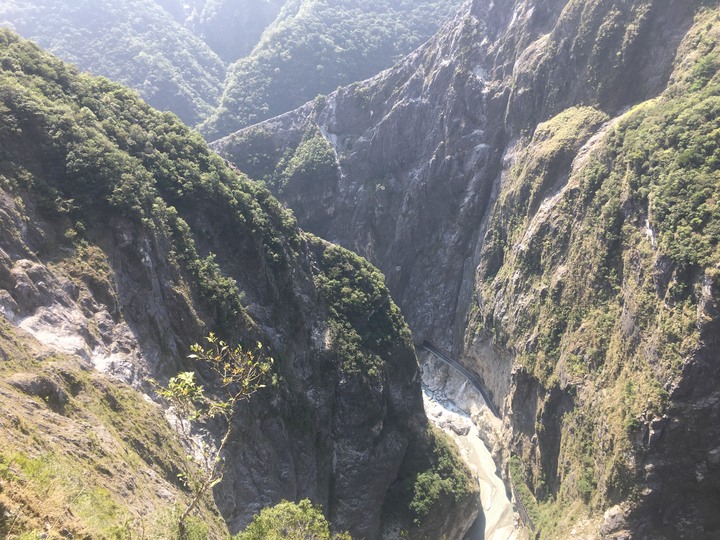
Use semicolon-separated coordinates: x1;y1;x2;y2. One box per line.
158;0;288;63
201;0;466;139
0;0;466;137
215;0;720;537
0;0;226;126
0;29;477;539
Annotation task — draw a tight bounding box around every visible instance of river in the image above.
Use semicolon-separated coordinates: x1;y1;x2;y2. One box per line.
421;356;522;540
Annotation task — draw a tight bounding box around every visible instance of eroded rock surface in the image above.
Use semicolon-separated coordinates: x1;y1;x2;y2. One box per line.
216;1;720;536
0;30;477;538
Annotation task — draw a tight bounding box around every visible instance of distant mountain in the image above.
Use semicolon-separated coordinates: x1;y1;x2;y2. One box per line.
159;0;289;63
200;0;465;139
0;0;465;137
0;0;225;126
215;0;720;537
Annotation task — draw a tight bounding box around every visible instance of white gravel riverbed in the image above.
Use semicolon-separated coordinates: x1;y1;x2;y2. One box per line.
421;356;522;540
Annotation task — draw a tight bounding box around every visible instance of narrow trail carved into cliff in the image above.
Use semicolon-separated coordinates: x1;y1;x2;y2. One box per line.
420;341;500;418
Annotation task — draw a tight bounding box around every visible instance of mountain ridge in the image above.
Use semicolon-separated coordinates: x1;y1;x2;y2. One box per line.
0;28;478;538
0;0;467;135
215;0;720;536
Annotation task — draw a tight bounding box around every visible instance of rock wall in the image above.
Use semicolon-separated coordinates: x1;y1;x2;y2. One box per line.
215;1;720;536
214;0;693;353
0;30;478;538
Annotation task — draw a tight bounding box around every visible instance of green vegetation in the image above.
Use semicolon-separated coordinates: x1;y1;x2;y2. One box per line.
236;499;351;540
475;8;720;537
381;426;474;532
311;238;411;376
0;319;227;539
510;106;610;218
0;27;301;332
201;0;464;138
407;429;473;524
509;455;540;526
2;0;465;135
621;90;720;267
217;123;285;184
0;0;225;125
1;451;131;538
0;29;469;538
218;122;339;196
275;126;338;193
154;334;273;538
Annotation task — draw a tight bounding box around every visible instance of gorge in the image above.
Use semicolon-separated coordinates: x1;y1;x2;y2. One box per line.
214;0;720;537
0;28;477;538
0;0;719;538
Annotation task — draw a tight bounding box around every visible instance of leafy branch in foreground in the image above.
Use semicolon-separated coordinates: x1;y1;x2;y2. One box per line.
154;333;273;539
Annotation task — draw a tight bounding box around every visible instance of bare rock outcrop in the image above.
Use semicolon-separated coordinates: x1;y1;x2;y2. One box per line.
215;1;720;536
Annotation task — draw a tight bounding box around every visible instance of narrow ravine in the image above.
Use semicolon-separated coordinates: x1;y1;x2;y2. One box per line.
421;354;523;540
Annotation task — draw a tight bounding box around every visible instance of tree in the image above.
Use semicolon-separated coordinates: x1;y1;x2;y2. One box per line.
154;333;273;539
236;499;352;540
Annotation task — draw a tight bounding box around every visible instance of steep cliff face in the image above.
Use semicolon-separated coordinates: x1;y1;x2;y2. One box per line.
0;30;477;538
215;0;694;352
215;1;720;537
212;4;500;349
476;13;720;535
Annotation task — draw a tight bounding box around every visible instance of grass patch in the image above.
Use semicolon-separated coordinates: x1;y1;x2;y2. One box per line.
0;322;227;539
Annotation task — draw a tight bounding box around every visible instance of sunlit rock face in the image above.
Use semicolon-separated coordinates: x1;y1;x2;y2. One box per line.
215;0;693;352
216;1;720;537
0;29;477;538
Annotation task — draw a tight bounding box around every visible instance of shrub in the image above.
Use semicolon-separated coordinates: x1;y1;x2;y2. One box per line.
236;499;350;540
